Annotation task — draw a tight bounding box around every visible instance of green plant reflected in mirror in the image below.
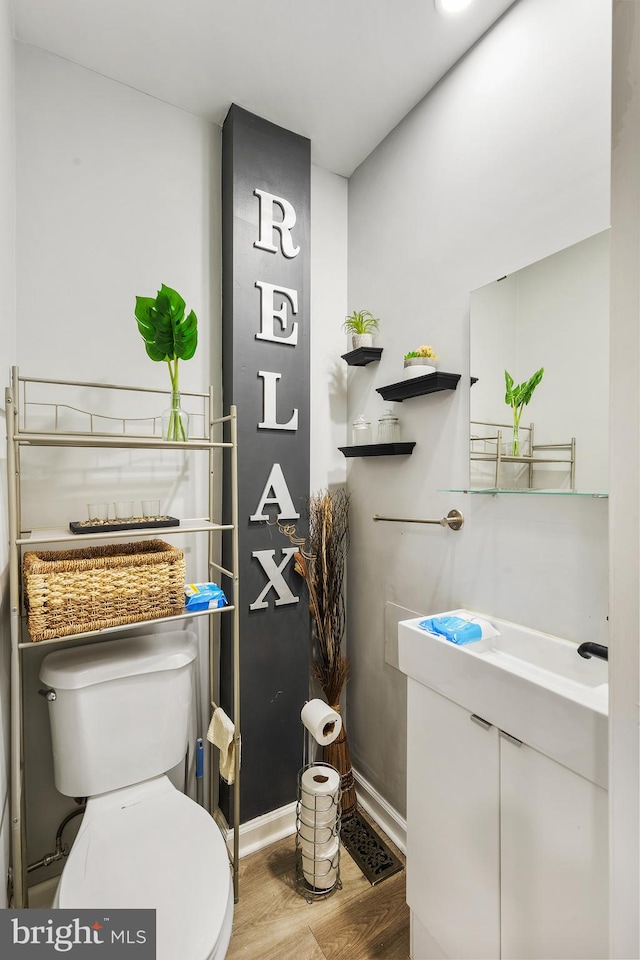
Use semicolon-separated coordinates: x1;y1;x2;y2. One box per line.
469;230;610;495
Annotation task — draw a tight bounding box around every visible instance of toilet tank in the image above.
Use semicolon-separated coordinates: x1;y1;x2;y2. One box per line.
39;630;198;797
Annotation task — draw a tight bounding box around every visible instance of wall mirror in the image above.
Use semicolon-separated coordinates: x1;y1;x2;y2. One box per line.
469;230;610;496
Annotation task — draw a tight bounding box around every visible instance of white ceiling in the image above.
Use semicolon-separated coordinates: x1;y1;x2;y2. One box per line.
12;0;518;177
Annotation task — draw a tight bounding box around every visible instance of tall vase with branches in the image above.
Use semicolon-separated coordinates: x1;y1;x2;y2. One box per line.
276;488;356;820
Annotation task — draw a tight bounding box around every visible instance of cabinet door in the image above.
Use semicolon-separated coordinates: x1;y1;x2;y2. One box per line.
407;679;501;959
500;735;608;960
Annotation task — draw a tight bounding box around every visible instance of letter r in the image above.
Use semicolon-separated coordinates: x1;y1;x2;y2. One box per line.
253;189;300;258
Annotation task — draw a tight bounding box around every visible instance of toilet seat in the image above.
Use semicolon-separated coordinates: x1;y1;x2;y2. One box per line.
55;776;233;960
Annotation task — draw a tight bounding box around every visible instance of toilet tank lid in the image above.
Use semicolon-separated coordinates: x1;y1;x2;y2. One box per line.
39;631;197;690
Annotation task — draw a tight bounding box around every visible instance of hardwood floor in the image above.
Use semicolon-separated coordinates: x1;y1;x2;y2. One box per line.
226;814;410;960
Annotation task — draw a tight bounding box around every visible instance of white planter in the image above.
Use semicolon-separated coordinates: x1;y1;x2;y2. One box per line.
403;357;438;379
352;333;373;350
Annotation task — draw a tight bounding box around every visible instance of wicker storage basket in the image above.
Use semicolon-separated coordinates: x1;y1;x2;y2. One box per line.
23;539;186;642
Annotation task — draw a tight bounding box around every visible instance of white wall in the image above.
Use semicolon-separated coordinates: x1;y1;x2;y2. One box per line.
16;44;219;390
13;43;350;883
310;164;348;491
347;0;611;815
0;0;16;909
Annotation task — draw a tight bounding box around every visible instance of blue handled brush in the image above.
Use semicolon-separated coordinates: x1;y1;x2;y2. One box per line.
196;738;204;806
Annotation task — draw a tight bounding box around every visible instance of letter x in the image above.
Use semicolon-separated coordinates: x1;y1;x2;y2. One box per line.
249;548;300;610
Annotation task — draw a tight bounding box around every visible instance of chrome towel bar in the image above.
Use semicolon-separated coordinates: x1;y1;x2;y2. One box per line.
373;509;464;531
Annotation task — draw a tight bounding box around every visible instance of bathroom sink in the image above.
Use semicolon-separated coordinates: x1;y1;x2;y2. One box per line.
473;620;608;689
398;610;608;787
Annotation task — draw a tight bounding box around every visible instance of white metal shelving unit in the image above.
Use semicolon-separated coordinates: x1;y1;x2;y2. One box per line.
5;367;241;908
470;420;576;490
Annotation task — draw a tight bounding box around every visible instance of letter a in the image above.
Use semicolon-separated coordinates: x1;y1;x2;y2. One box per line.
250;464;300;522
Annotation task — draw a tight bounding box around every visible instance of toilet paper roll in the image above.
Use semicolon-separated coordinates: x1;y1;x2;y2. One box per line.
300;832;339;862
300;699;342;746
300;806;337;830
303;859;338;891
301;837;340;890
300;764;340;828
298;818;336;847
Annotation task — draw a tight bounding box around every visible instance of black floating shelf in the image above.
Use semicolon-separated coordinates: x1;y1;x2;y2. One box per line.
376;370;461;402
338;442;416;458
341;346;383;366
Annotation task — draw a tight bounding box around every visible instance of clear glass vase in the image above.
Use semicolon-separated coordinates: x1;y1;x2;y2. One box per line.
511;422;521;457
161;390;189;441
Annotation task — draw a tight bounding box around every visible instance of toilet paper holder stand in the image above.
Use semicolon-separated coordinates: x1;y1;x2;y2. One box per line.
295;726;343;902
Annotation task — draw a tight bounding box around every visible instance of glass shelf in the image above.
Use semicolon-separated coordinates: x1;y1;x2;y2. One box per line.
442;488;608;498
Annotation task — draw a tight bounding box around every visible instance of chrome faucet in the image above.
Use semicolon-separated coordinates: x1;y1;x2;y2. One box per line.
577;642;608;661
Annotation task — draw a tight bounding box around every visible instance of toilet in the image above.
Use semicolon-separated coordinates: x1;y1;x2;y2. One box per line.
39;630;233;960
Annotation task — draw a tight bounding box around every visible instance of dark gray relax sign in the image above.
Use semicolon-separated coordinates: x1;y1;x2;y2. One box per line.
0;910;155;957
221;105;310;823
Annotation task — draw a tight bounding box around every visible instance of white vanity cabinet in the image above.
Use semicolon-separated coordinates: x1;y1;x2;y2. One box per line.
407;680;500;959
500;733;608;960
399;611;609;960
407;678;609;960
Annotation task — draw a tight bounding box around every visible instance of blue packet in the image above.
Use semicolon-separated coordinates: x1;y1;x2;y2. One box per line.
418;615;489;645
185;583;228;611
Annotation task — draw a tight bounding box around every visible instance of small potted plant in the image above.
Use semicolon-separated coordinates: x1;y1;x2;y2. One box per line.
403;345;438;379
342;309;379;350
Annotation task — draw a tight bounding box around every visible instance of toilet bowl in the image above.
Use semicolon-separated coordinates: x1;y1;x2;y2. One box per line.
40;630;233;960
53;777;233;960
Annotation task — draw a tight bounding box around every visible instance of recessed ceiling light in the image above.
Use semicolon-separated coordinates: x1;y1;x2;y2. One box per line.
434;0;475;15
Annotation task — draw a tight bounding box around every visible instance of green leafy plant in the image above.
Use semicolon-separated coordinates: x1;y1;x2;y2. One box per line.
404;345;437;361
134;284;198;440
504;367;544;456
342;309;379;336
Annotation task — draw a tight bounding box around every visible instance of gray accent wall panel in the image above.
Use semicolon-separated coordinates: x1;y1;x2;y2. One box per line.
221;105;310;823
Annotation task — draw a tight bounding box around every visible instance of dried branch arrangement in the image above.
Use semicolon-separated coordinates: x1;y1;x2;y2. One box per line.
275;487;350;705
275;487;356;819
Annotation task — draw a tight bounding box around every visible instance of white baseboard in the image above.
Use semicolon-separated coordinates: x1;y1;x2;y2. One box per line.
221;800;298;860
352;768;407;855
